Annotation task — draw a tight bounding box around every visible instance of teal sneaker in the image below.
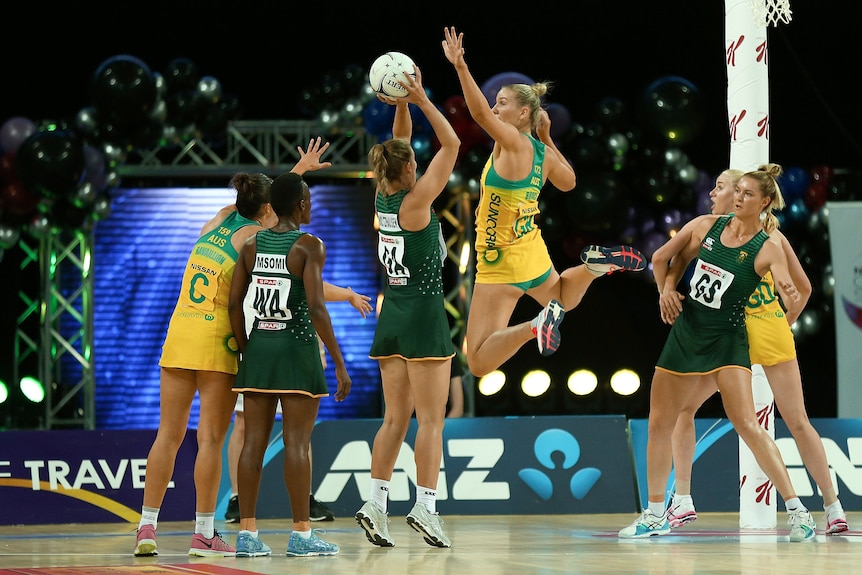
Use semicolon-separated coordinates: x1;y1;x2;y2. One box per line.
788;509;816;542
236;531;271;557
618;510;671;539
286;530;339;556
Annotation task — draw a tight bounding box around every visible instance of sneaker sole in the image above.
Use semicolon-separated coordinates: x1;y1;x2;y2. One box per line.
355;512;395;547
189;549;237;557
538;300;565;356
668;512;697;528
618;527;671;539
581;245;647;274
310;515;334;521
406;515;450;548
826;521;849;534
133;544;157;557
236;551;271;557
286;549;338;556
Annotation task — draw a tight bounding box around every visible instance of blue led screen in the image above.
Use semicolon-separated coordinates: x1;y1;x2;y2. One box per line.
91;182;382;429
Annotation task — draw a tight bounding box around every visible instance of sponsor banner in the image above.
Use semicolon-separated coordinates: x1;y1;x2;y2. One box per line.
828;201;862;417
0;429;196;525
630;418;862;512
247;415;637;517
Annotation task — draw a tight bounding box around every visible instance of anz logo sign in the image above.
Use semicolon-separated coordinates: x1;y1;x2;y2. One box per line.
778;437;862;496
309;418;636;514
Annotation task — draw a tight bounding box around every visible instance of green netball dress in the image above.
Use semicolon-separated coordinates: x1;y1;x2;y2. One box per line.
370;189;455;361
656;215;768;375
233;229;328;397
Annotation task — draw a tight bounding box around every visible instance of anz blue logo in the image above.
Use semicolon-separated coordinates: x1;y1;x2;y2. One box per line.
518;428;601;501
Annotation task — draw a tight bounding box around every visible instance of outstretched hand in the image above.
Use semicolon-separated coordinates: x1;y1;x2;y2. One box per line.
442;26;465;67
292;137;332;175
347;287;373;318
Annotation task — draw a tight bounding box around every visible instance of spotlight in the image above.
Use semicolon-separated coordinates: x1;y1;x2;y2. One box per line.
477;370;506;397
567;369;598;396
609;369;640;396
520;370;551;398
20;376;45;403
0;381;8;404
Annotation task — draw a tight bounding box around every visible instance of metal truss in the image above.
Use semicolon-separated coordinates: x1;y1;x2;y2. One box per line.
15;231;95;429
119;120;378;179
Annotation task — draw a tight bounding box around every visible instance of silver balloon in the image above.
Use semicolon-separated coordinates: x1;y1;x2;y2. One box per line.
72;182;97;208
0;223;21;249
28;214;52;238
149;98;168;124
153;71;166;98
92;194;112;221
104;171;121;189
75;106;99;139
102;142;127;167
821;263;835;298
197;75;223;104
606;132;630;157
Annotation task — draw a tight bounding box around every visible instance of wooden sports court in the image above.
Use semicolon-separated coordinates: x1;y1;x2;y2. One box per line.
1;512;859;575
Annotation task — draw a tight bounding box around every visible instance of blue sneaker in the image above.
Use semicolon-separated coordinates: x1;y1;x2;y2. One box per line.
236;531;272;557
581;245;647;275
534;299;565;356
618;510;671;539
788;509;816;542
286;530;339;556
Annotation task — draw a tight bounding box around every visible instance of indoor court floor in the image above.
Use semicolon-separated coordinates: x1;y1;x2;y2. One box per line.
1;512;860;575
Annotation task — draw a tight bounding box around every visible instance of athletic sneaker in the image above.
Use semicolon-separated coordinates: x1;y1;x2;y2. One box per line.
235;531;272;557
825;505;849;534
406;502;451;548
580;245;647;275
788;508;816;542
133;524;157;557
667;497;698;528
188;530;236;556
310;495;334;521
285;530;339;556
355;500;395;547
225;494;239;523
534;299;565;356
618;509;671;539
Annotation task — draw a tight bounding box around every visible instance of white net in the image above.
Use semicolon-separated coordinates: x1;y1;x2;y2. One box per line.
751;0;793;27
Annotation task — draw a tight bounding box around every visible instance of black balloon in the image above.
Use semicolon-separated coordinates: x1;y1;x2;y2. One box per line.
16;130;85;200
91;55;158;129
164;57;201;93
640;76;704;145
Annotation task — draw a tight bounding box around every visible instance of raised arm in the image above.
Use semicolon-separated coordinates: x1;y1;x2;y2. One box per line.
291;137;332;176
442;26;521;148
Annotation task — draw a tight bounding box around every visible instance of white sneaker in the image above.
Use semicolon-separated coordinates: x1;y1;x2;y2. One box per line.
618;509;671;539
406;502;451;548
788;508;816;542
824;503;849;534
355;501;395;547
667;496;697;528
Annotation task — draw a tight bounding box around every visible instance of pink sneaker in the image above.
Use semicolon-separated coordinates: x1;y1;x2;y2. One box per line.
825;506;849;534
133;524;157;556
188;530;236;557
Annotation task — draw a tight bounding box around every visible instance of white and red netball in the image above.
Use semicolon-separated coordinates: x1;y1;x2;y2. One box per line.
368;51;416;100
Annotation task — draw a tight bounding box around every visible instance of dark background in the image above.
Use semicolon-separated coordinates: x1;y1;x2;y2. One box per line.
1;0;858;422
3;1;859;170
